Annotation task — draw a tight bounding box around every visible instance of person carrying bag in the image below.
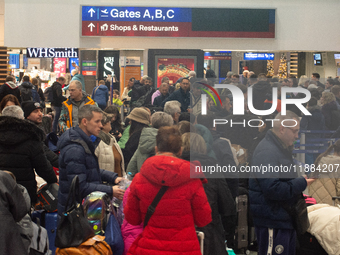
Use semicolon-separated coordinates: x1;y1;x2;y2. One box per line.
55;175;112;255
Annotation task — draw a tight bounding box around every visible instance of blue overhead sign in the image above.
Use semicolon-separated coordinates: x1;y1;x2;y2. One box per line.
244;53;274;60
82;6;191;22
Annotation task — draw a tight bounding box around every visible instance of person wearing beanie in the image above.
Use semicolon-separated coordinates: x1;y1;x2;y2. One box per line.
22;101;59;169
121;108;150;169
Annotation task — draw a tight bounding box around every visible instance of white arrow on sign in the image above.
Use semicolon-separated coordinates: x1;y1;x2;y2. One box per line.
88;8;95;17
88;23;95;32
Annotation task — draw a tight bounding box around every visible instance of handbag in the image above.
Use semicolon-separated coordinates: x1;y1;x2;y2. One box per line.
283;193;310;236
55;176;95;248
56;235;112;255
104;213;124;255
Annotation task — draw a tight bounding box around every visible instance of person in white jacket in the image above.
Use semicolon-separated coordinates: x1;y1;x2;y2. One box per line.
95;112;125;177
308;139;340;206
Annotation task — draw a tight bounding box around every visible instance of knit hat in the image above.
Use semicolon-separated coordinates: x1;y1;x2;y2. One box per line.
127;108;150;125
22;101;42;118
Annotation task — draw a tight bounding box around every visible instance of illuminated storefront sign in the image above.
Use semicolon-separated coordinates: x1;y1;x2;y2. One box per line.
26;48;79;58
244;53;275;60
82;6;275;38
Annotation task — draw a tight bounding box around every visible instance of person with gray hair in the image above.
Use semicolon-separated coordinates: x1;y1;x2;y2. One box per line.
57;104;124;216
188;71;196;78
70;68;85;92
249;111;315;255
126;111;173;176
164;100;181;124
58;80;96;134
1;105;24;119
152;83;170;106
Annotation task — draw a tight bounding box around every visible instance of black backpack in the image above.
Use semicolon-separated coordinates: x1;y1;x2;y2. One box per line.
43;86;53;102
21;87;41;103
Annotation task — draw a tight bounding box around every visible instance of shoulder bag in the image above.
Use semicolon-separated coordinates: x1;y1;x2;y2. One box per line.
55;175;95;248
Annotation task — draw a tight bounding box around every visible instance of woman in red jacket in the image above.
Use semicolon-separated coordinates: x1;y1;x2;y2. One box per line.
124;126;212;255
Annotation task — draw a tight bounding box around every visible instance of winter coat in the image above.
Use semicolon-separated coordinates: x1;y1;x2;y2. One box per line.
57;126;118;215
322;101;340;130
189;153;236;255
51;81;66;107
121;186;143;255
125;155;212;255
0;171;31;255
308;155;340;206
58;93;96;134
0;116;57;204
153;93;169;107
249;130;307;229
95;131;125;176
121;87;131;101
0;81;21;103
151;90;161;104
126;127;157;176
307;204;340;255
161;87;190;112
251;81;272;111
71;73;86;92
92;85;108;109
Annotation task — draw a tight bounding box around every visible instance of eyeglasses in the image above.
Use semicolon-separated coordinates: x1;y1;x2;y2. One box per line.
285;127;299;135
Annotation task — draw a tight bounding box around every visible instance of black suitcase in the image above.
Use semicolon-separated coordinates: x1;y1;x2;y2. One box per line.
296;232;328;255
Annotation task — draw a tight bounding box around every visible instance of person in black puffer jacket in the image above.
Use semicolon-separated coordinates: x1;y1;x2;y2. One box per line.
0;113;57;204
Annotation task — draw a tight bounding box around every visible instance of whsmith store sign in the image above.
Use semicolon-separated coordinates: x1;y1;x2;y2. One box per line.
26;48;79;58
82;6;275;38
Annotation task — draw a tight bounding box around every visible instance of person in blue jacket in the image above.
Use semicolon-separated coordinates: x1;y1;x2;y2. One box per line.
91;80;109;110
249;111;315;255
57;104;124;216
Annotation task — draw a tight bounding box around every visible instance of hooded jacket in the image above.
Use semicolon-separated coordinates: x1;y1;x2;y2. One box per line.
126;127;157;176
71;73;86;91
0;171;31;255
0;116;57;204
0;81;21;103
125;155;212;255
57;126;118;215
51;81;66;107
58;93;95;134
91;85;109;109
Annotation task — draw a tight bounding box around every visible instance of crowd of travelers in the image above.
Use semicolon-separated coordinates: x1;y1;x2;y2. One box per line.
0;67;339;255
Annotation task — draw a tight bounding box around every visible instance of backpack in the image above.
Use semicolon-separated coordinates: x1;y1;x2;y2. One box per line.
82;192;111;235
35;183;59;212
21;87;41;103
29;218;50;255
43;86;53;102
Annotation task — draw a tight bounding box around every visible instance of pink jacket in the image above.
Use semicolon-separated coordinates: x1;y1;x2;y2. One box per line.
120;186;143;255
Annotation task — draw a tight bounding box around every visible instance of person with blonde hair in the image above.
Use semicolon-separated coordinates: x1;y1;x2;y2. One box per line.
308;140;340;205
181;132;236;254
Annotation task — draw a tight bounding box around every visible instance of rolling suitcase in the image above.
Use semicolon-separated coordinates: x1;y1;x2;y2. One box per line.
32;210;58;255
235;194;248;250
